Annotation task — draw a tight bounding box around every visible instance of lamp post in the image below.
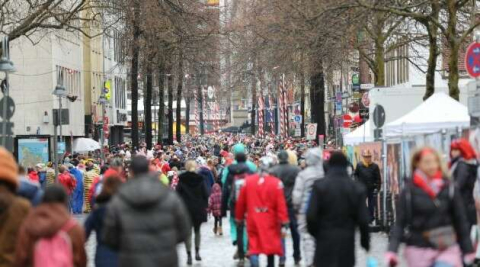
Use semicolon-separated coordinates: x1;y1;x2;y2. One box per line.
0;36;16;150
98;92;107;163
52;79;67;182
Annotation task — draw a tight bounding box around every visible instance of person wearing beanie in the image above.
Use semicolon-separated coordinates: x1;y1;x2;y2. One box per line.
0;147;32;267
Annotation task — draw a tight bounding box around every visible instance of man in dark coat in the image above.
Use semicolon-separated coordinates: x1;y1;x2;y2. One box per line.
307;152;370;267
269;150;301;265
354;150;381;222
103;156;191;267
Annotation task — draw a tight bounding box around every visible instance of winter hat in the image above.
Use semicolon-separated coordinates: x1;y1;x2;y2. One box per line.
277;150;289;164
0;147;19;189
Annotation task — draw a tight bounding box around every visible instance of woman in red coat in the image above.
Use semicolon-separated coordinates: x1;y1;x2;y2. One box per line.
235;157;289;267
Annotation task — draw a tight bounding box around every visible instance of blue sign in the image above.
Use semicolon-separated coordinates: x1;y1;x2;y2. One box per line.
466;42;480;78
58;142;66;154
294;115;302;123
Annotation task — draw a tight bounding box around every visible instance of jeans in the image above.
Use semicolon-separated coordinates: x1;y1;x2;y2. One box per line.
237;223;245;259
280;208;301;263
214;216;222;228
250;255;275;267
367;189;376;222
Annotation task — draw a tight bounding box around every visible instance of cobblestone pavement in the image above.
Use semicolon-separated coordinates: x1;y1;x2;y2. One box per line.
80;214;406;267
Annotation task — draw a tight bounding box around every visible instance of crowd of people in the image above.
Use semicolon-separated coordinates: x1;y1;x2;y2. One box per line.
0;133;480;267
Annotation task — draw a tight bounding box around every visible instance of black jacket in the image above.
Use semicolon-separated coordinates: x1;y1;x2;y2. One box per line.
269;163;301;210
103;175;191;267
307;167;370;267
177;171;209;227
452;158;478;226
354;162;381;191
388;179;473;254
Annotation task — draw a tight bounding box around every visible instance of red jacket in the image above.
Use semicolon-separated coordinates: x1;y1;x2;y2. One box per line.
58;172;77;195
235;174;289;256
28;172;39;183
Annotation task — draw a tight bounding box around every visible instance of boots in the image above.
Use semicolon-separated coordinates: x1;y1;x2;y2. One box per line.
218;226;223;235
186;252;192;265
195;247;202;261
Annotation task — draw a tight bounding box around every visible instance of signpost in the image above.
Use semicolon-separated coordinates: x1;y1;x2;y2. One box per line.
342;114;353;128
306;123;317;140
359;108;369;120
352;74;360;91
466;40;480;125
361;92;370;108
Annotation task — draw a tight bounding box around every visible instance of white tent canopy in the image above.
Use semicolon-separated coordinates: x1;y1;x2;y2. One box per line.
343;120;373;145
386;92;470;137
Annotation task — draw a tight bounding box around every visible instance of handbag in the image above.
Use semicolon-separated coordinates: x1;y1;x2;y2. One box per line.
422;225;457;250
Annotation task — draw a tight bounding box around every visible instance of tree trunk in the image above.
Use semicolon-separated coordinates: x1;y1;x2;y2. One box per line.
374;39;385;87
145;64;153;149
167;66;174;145
130;0;141;149
251;74;256;136
197;75;205;135
300;67;306;137
176;51;183;142
448;41;460;100
310;59;326;143
446;0;460;100
157;61;165;145
185;96;190;134
424;16;439;100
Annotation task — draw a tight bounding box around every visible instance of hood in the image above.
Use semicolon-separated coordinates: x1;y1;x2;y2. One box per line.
304;147;323;167
179;171;205;187
24;203;70;238
233;143;246;155
119;175;169;208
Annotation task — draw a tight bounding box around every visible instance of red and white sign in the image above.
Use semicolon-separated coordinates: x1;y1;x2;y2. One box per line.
306;123;317;140
361;92;370;107
343;114;353;128
465;42;480;78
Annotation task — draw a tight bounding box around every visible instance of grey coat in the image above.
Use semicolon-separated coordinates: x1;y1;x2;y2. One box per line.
102;175;191;267
292;148;324;214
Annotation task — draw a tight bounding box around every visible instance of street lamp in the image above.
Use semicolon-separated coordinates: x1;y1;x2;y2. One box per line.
98;93;108;163
52;79;66;182
0;36;16;150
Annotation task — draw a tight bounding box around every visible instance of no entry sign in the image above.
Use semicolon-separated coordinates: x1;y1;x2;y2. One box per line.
343;114;353;128
466;42;480;78
306;123;317;140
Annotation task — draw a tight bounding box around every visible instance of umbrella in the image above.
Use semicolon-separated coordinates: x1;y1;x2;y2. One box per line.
73;138;101;152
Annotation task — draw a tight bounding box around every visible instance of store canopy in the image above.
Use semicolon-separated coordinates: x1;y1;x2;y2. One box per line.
386;92;469;137
343;120;373;145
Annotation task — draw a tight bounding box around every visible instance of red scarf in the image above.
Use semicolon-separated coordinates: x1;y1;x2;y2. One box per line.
412;169;444;199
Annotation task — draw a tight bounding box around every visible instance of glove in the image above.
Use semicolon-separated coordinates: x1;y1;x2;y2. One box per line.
384;252;398;267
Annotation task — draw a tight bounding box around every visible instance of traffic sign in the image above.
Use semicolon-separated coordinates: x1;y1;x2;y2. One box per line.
306;123;317;140
359;108;369;120
466;42;480;78
104;80;112;100
293;115;302;123
352;74;360;91
373;105;386;128
361;92;370;108
343;114;353;128
0;96;15;120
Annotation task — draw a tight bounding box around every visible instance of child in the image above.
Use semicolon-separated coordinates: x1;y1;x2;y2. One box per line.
208;183;223;235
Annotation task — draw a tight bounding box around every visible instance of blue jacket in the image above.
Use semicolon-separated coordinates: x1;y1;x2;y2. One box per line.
17;178;43;206
69;167;84;214
85;202;118;267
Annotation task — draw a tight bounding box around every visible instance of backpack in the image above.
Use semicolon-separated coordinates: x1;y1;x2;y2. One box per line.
34;218;77;267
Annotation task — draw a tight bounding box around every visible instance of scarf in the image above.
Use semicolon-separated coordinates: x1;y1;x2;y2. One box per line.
413;169;444;199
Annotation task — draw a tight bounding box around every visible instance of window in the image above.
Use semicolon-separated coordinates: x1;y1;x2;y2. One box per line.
56;65;81;98
115;77;126;109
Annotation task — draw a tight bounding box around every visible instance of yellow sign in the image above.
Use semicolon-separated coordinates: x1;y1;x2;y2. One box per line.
207;0;219;6
105;80;112;100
